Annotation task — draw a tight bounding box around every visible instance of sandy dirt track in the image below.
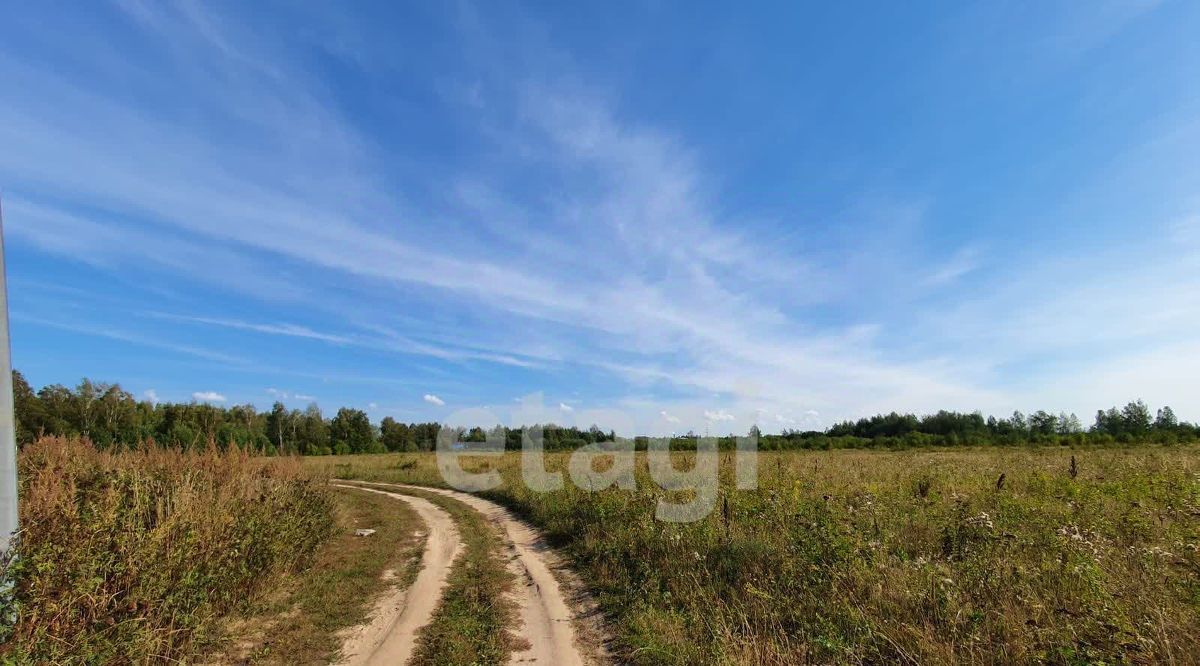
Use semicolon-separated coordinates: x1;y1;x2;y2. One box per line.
338;480;611;666
331;484;462;666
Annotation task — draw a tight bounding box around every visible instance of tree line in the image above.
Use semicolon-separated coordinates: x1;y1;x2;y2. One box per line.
10;372;617;454
11;372;438;455
10;372;1196;453
768;401;1196;449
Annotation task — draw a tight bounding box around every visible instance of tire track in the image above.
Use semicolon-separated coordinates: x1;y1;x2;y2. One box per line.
332;484;462;666
339;480;610;666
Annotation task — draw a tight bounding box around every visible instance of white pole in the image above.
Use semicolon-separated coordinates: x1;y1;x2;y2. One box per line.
0;195;16;552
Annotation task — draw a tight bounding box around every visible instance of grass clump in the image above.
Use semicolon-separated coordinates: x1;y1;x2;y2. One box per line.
1;436;334;664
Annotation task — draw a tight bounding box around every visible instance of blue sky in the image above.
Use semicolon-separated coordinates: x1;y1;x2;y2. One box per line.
2;1;1199;434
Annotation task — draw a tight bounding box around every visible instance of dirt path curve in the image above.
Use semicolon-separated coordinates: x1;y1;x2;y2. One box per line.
331;484;462;666
340;480;610;666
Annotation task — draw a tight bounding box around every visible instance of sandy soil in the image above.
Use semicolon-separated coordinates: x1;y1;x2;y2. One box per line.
340;480;613;666
331;484;462;666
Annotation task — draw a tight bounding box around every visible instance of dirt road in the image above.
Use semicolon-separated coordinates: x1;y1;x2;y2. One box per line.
335;480;609;665
331;485;462;666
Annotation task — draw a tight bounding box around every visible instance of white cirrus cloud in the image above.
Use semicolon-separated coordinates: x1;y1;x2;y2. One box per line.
294;393;316;402
7;1;1198;431
922;246;981;286
143;389;159;404
423;394;445;406
192;391;226;402
155;313;355;344
559;402;574;412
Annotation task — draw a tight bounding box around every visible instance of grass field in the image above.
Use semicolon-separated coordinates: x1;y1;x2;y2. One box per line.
1;437;334;665
311;446;1200;665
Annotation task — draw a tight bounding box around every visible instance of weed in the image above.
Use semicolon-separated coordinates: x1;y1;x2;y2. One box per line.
2;437;334;664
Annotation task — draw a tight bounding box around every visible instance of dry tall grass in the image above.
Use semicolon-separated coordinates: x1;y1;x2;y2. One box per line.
1;437;334;664
316;447;1200;664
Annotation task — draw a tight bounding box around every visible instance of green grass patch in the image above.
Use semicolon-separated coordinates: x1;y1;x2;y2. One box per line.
212;486;425;664
337;483;522;666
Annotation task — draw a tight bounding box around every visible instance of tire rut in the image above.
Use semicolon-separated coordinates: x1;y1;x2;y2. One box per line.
332;484;462;666
338;480;611;666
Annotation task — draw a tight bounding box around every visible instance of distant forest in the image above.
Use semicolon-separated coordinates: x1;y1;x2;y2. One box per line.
10;371;1198;454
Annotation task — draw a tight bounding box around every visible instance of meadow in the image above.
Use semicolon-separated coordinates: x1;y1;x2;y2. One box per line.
313;446;1200;665
0;437;334;664
3;439;1196;664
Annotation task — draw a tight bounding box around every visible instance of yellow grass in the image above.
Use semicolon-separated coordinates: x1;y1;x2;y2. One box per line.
2;437;334;664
